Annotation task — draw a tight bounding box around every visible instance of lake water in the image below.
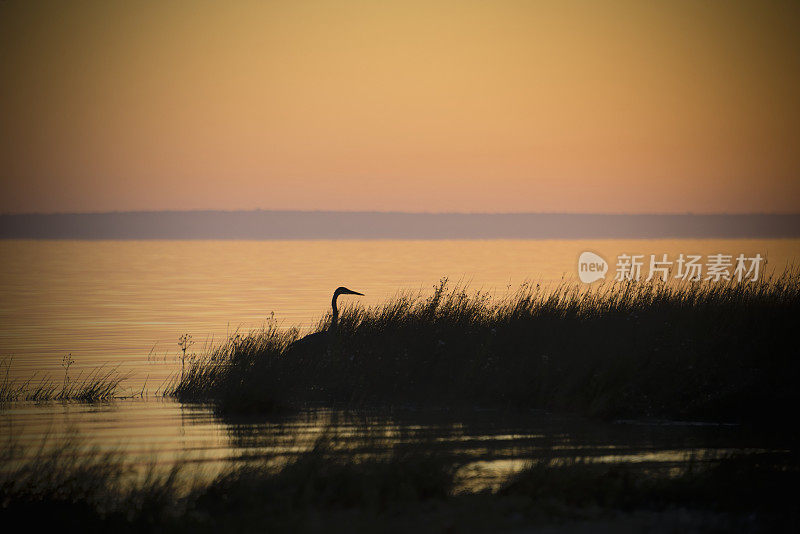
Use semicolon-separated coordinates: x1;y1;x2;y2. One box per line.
1;238;798;486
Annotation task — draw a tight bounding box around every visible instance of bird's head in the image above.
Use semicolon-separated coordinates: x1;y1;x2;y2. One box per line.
334;286;364;298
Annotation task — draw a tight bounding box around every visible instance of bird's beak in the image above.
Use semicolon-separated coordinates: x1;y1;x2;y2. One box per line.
347;289;364;296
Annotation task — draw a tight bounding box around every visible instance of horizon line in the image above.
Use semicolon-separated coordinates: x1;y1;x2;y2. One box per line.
3;208;800;217
2;211;800;240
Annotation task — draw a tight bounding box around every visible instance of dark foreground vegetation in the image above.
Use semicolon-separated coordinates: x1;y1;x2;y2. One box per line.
5;273;799;532
2;432;798;533
172;274;800;424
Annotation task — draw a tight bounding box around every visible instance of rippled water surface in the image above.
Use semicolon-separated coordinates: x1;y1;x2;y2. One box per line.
1;400;775;490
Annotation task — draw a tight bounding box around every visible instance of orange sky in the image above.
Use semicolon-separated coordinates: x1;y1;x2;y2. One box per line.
1;0;798;214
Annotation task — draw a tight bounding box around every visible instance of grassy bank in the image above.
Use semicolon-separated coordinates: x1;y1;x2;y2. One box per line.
171;273;800;422
1;433;796;532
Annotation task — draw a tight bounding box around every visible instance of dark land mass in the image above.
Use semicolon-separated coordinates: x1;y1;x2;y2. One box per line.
2;211;800;239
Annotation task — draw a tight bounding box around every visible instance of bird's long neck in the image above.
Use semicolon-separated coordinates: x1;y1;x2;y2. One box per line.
331;292;339;330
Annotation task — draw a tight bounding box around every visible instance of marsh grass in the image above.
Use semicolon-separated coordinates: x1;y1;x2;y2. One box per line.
0;360;127;404
0;436;185;530
167;322;297;412
2;431;796;532
498;450;800;517
171;272;800;423
0;428;460;531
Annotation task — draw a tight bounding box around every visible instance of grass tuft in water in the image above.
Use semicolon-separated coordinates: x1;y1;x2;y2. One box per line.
0;359;127;404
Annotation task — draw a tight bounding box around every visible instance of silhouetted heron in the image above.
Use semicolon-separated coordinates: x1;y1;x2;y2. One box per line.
286;286;364;354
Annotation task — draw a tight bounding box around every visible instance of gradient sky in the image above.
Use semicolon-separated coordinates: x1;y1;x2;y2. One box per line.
1;0;798;214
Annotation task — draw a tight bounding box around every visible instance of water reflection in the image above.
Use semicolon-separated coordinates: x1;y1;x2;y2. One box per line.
0;399;781;491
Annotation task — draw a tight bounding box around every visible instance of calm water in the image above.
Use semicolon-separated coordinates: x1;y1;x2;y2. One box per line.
1;238;798;485
1;239;799;391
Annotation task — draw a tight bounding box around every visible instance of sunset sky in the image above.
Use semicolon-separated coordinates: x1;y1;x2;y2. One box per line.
1;0;798;214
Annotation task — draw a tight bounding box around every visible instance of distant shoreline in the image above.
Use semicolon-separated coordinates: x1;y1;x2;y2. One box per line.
1;211;799;239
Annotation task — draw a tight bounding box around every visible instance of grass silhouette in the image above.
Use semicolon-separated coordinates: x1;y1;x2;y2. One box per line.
1;360;127;404
170;272;800;423
2;429;797;532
